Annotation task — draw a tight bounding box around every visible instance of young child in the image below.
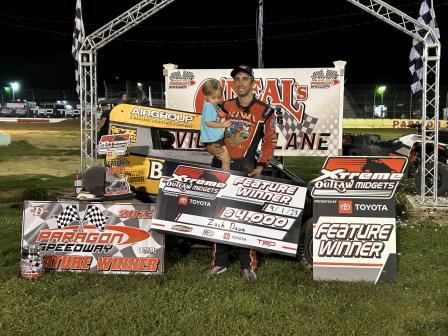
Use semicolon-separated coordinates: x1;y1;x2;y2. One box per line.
199;79;232;170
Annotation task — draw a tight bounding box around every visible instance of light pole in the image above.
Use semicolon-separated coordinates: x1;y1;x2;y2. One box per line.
393;92;399;119
374;85;386;118
9;82;20;101
4;87;12;101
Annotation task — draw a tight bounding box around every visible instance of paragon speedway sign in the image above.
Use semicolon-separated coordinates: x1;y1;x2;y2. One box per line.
311;156;407;283
164;67;345;157
21;202;164;274
151;161;307;256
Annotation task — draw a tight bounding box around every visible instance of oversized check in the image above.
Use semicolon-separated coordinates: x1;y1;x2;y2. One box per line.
152;161;307;256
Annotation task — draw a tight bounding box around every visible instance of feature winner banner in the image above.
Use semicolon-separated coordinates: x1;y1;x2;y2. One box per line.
21;202;164;274
152;160;307;256
311;157;407;283
164;66;345;156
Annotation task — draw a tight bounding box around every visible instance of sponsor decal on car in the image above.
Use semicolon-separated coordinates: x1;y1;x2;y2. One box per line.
105;158;129;175
131;108;194;123
111;125;137;144
97;134;130;156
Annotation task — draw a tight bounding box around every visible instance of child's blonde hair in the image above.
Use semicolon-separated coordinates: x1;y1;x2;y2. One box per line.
202;79;222;96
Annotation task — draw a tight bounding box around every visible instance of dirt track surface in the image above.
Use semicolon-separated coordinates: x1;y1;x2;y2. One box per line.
0;120;80;177
405;195;448;226
0;119;80;131
0;156;79;177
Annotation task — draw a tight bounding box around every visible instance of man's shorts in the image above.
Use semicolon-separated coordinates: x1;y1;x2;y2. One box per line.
202;138;225;146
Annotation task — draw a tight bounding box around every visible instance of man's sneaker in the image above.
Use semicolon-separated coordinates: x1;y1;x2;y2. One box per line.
242;268;257;283
202;266;227;278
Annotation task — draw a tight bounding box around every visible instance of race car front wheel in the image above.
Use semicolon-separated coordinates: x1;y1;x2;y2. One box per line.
298;218;313;272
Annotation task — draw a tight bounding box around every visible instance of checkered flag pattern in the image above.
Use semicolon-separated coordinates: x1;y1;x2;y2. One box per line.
256;0;264;68
277;108;318;138
55;204;80;229
409;0;440;94
83;205;108;231
29;259;43;273
72;0;85;96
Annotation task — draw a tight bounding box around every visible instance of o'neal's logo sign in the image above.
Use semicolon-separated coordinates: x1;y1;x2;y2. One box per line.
194;78;308;123
311;157;408;199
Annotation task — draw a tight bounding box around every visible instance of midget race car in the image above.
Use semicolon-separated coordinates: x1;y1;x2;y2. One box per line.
98;103;315;270
342;128;448;196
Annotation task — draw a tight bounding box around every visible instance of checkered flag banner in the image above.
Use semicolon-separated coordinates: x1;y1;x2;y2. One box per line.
55;205;80;229
409;0;440;94
83;205;108;231
277;108;319;139
29;259;43;273
72;0;85;97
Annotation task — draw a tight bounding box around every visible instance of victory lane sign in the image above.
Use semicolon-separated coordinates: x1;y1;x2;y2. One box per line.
152;160;307;256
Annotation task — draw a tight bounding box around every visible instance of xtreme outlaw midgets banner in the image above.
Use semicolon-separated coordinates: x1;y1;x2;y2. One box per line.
152;160;307;256
311;157;407;283
22;202;164;275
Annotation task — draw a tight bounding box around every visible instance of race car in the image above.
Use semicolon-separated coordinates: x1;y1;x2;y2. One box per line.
103;103;314;269
342;129;448;196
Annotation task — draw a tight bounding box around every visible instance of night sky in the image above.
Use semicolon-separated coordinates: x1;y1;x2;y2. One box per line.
0;0;447;90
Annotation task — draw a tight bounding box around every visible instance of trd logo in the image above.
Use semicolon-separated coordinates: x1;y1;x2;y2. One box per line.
202;229;214;237
223;233;230;240
178;195;189;205
257;239;275;247
338;200;352;214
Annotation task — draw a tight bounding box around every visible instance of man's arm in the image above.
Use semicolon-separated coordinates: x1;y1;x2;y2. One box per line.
206;120;232;128
248;108;277;177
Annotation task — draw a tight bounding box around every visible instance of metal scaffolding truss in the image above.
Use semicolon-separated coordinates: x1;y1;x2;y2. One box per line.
78;0;441;203
78;0;175;171
346;0;441;204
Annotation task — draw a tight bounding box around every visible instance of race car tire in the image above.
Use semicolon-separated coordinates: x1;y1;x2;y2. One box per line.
414;162;448;196
298;217;313;272
348;148;363;156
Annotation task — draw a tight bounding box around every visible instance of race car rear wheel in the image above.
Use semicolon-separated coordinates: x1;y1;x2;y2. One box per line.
414;162;448;196
298;218;313;272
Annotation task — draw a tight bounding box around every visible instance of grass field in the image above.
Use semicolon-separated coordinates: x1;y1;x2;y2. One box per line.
0;121;447;335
